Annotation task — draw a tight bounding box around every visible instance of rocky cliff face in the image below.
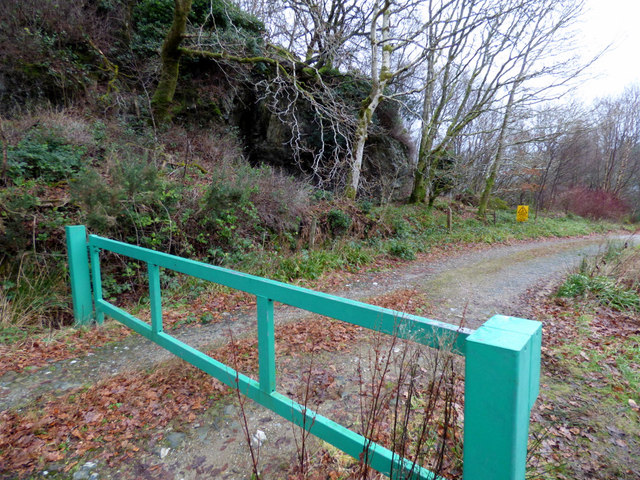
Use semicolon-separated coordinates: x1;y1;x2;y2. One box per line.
224;75;415;201
362;133;415;201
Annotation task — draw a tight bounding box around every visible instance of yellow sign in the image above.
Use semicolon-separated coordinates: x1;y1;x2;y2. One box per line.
516;205;529;222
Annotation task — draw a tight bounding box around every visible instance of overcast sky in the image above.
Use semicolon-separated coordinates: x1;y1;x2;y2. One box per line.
572;0;640;102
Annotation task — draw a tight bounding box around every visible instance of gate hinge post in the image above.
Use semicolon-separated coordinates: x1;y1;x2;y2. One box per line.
65;225;94;325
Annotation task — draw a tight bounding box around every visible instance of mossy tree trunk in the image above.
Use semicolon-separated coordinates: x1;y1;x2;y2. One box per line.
151;0;192;124
477;79;516;218
344;1;391;199
345;94;381;199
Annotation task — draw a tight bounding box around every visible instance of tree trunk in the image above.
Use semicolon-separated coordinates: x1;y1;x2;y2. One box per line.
345;95;380;198
0;116;8;185
477;95;513;218
151;0;192;124
344;0;390;198
409;159;428;203
409;38;437;205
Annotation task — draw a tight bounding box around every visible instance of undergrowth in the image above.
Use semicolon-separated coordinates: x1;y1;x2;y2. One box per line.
0;113;630;339
557;241;640;313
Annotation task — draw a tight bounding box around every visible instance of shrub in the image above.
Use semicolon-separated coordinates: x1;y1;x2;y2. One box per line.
488;197;509;211
387;239;416;261
203;163;257;221
555;187;629;220
358;200;374;214
327;209;352;235
251;166;311;233
312;189;334;202
557;274;589;297
6;131;86;183
72;155;181;248
391;217;412;238
341;241;374;268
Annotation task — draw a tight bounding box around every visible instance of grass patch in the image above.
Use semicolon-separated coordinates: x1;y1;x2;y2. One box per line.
557;242;640;313
229;207;624;284
0;254;72;336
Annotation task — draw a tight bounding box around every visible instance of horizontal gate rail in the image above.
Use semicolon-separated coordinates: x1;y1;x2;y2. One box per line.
66;225;541;480
87;233;473;354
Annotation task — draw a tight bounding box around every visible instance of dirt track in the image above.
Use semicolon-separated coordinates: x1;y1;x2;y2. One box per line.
2;233;636;479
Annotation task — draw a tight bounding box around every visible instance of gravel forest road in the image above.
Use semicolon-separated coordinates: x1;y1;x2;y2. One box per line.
2;233;636;479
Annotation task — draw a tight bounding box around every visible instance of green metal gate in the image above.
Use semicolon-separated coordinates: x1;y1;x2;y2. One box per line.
66;225;541;479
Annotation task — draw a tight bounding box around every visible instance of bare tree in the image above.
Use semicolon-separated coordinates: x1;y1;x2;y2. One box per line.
410;0;519;205
592;86;640;196
409;0;586;208
151;0;193;124
476;0;586;217
295;0;370;69
345;0;427;198
236;0;370;70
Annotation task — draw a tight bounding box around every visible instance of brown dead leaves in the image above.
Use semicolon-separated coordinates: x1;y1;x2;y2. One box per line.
528;292;640;480
366;289;432;316
0;360;228;477
0;325;130;376
0;291;255;376
0;314;365;477
161;290;254;330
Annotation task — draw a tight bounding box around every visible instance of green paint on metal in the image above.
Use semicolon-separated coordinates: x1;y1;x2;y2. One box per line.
257;296;276;394
65;226;94;325
66;227;542;480
463;315;541;480
148;263;163;337
88;234;472;353
89;244;105;325
96;298;442;479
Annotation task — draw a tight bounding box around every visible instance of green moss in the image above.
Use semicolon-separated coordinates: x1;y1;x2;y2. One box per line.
379;67;393;82
318;66;341;77
301;67;317;78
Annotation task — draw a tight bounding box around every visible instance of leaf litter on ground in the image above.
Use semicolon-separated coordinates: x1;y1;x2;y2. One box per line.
527;292;640;480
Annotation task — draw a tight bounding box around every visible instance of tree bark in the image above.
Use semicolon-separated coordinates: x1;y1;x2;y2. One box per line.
151;0;193;124
344;0;391;198
345;95;380;198
477;77;518;218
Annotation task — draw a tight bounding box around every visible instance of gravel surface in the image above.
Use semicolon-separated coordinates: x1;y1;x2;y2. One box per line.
3;233;637;479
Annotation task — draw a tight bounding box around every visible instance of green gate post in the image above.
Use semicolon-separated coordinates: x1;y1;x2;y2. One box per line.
148;263;163;338
257;296;276;394
89;243;105;325
65;225;94;325
463;315;542;480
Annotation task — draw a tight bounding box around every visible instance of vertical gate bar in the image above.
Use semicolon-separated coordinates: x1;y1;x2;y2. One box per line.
463;315;541;480
257;296;275;393
148;263;163;336
89;244;105;325
65;225;94;325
